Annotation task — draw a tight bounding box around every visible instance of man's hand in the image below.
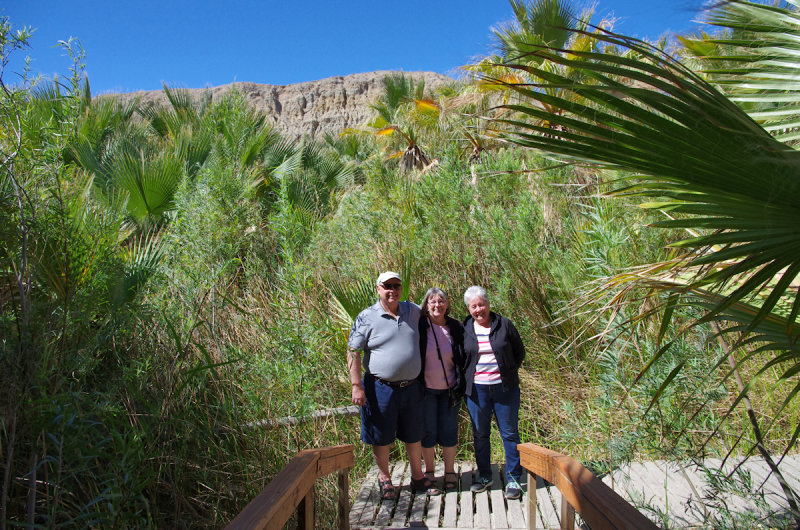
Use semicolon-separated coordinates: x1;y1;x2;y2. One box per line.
351;383;366;406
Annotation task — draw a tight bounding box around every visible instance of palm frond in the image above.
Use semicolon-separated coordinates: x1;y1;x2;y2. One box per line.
328;276;377;326
490;21;800;333
112;228;166;309
110;151;184;227
681;0;800;143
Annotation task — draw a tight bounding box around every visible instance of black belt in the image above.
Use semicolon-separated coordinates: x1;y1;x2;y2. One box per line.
369;374;416;388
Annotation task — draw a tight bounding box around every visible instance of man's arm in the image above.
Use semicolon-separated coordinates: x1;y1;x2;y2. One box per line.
348;347;366;406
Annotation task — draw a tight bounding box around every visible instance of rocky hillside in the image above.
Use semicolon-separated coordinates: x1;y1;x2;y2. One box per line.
112;71;455;140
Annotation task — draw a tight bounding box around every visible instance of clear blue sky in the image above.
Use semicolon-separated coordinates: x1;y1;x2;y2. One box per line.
3;0;709;95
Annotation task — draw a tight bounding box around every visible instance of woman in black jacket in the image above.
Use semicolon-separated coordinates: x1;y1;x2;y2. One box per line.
418;287;465;495
462;285;525;500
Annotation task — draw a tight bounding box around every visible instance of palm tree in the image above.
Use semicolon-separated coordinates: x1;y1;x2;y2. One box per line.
494;0;580;58
368;73;434;172
465;0;605;131
483;0;800;519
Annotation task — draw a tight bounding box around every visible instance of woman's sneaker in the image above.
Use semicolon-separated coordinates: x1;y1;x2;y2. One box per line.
470;476;492;493
505;477;523;500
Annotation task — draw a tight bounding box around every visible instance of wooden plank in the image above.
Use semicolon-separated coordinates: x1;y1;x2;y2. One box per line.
777;455;800;489
374;463;404;527
440;463;459;528
474;476;491;529
505;471;526;529
227;452;318;530
738;459;788;511
651;461;695;509
536;477;560;529
643;460;692;522
491;464;509;528
427;492;442;528
304;444;355;478
458;463;474;528
610;463;664;519
409;482;428;526
340;452;800;530
426;461;444;528
673;463;711;525
352;465;379;527
779;454;800;480
390;462;413;527
706;459;771;519
655;460;702;527
783;455;800;491
624;462;666;511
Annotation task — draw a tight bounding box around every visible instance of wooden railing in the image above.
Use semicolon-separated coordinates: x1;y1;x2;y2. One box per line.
226;444;354;530
519;443;657;530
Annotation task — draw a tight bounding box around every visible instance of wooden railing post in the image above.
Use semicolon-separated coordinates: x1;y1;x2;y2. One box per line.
297;485;315;529
338;468;350;530
527;470;537;530
560;495;575;529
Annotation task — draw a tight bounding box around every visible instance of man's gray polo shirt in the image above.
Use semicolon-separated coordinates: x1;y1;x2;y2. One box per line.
348;300;421;381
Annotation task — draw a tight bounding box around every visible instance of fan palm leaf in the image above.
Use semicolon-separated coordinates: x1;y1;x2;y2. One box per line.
493;0;578;61
110;151;184;228
328;276;376;348
490;15;800;340
111;228;165;309
694;0;800;143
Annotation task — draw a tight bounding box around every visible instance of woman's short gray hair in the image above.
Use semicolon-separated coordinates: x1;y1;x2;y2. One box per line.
421;287;450;316
463;285;488;306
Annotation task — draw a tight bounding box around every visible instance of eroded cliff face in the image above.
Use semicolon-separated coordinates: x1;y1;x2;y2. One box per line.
112;70;455;140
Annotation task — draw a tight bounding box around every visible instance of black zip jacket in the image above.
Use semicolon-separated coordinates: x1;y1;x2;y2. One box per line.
418;315;466;395
462;311;525;395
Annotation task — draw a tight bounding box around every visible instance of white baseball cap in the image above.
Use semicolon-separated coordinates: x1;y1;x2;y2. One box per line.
376;271;402;286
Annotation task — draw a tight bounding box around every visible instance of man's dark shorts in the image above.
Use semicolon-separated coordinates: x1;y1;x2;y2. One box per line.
361;375;424;446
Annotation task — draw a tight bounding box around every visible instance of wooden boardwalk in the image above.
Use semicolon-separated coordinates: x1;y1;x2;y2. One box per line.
350;455;800;529
602;454;800;528
350;461;528;529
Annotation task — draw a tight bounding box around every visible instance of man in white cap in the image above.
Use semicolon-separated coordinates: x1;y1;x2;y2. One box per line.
347;271;430;499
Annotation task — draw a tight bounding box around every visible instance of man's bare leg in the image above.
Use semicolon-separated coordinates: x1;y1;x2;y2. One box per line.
374;444;392;481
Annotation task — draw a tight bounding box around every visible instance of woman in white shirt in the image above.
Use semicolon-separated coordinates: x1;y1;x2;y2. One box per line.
462;285;526;500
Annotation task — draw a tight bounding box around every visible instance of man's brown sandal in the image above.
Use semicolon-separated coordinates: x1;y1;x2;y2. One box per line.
379;478;395;500
444;472;458;492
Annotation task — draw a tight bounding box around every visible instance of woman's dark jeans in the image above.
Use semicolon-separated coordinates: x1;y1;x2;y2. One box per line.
466;383;521;482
